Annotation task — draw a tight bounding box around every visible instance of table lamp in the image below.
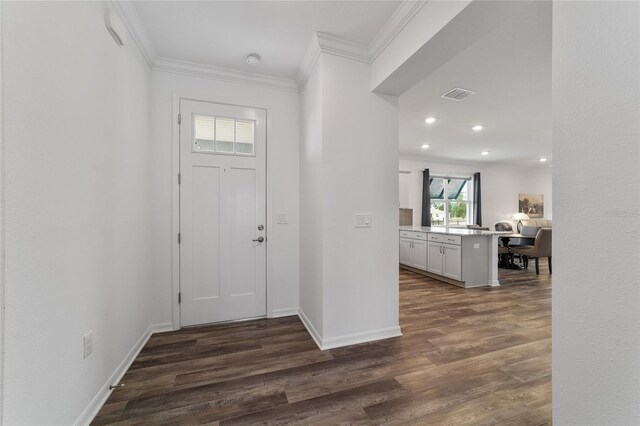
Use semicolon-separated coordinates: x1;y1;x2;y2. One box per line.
512;213;530;233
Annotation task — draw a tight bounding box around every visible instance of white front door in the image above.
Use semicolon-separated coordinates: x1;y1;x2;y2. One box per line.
179;99;267;326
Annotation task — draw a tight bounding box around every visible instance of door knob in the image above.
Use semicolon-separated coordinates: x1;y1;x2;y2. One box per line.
253;236;264;243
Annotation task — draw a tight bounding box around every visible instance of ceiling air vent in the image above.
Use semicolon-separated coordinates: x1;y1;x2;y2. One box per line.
441;88;476;101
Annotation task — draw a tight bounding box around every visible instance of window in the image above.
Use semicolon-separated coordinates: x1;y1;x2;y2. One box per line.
193;115;255;155
430;176;470;226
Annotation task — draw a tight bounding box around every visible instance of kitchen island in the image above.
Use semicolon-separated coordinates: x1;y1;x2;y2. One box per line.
399;226;503;288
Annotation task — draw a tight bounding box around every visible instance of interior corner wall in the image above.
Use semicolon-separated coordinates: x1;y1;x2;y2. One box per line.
399;157;553;228
553;1;640;424
299;52;400;346
298;58;324;336
321;54;399;341
150;70;300;325
2;2;155;424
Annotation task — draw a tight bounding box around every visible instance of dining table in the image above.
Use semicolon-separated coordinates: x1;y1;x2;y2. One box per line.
498;233;535;269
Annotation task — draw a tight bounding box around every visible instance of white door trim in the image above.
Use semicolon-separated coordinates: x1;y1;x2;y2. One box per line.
170;93;273;330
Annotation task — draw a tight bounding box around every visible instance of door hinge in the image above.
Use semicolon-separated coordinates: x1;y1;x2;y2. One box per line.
178;232;181;244
178;113;181;125
178;173;181;184
178;292;181;304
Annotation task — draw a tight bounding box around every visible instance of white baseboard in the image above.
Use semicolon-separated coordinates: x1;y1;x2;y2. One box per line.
297;309;402;351
270;307;299;318
152;322;175;333
297;309;323;350
320;326;403;350
74;322;173;426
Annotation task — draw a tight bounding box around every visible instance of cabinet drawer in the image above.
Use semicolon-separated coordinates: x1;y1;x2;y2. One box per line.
428;233;461;245
399;231;427;240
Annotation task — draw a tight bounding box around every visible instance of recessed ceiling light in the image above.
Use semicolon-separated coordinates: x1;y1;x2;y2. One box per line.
421;144;430;149
540;158;548;162
425;117;437;124
472;125;484;131
481;151;490;156
245;53;261;66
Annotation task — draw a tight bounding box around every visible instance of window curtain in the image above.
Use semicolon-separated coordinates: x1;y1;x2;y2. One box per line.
421;169;431;226
473;172;482;226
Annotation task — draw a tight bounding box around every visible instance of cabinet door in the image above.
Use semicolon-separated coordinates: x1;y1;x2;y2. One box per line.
412;240;428;270
442;243;462;281
427;242;443;275
399;238;413;266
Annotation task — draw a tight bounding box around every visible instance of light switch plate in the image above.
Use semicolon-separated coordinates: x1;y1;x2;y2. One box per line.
276;213;289;224
355;214;372;228
474;243;480;249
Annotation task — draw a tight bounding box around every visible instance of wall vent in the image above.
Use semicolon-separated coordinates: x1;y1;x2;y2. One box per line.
441;88;476;101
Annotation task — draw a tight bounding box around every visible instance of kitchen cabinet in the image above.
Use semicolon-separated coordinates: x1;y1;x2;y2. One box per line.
400;226;500;288
427;241;462;281
399;231;428;271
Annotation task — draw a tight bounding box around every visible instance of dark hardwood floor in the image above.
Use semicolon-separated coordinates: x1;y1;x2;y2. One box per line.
93;262;551;425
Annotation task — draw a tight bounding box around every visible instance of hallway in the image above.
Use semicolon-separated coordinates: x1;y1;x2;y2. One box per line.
94;266;551;424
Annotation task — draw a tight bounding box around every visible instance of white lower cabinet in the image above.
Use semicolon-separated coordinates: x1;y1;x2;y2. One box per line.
427;242;444;275
399;234;428;270
442;244;462;281
427;241;462;281
412;240;427;270
399;238;413;266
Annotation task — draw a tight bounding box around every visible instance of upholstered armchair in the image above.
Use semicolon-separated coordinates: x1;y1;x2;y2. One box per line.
512;228;552;275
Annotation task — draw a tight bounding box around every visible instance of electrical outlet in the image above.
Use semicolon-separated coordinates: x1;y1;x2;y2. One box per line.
83;331;94;359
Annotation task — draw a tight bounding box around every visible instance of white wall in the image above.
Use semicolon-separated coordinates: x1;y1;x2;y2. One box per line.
150;70;300;326
321;54;399;341
370;1;470;92
299;59;324;335
2;2;155;424
553;2;640;424
299;50;400;347
0;1;5;422
399;157;552;229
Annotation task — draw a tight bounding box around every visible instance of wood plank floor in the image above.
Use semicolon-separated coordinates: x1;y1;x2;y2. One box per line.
93;263;551;425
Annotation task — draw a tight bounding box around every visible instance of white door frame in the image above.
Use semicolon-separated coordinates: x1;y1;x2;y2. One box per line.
170;94;271;330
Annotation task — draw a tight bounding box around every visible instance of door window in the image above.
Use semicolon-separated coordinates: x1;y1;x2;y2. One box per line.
193;114;255;156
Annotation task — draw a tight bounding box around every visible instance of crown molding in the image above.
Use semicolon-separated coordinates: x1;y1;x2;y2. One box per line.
295;34;322;90
113;0;426;93
112;1;298;92
295;0;427;90
368;0;427;61
153;57;298;92
295;31;372;90
316;32;371;64
110;0;157;68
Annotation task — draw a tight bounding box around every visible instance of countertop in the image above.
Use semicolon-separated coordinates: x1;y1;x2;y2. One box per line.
399;225;505;237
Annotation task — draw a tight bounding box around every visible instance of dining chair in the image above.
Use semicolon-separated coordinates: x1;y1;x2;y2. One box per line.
511;228;552;275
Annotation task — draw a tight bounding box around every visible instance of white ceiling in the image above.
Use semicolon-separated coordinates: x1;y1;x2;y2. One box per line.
399;1;552;168
133;0;402;80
